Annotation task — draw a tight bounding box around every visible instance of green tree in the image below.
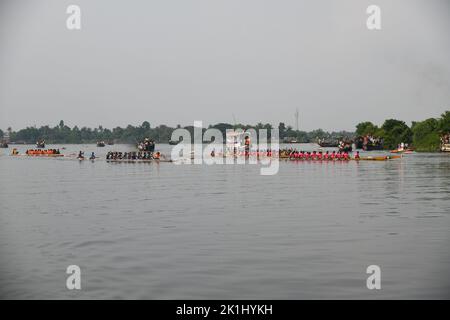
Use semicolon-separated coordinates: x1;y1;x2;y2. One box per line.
309;128;328;140
141;121;151;130
278;122;286;139
380;119;412;149
411;118;440;152
438;111;450;134
355;121;378;136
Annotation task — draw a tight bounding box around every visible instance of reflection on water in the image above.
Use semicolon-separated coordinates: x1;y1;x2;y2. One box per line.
0;145;449;299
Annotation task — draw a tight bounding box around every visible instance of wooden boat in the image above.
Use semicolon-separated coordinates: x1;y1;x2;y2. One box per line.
36;142;45;148
10;148;19;155
11;153;64;157
390;148;414;153
280;155;401;161
441;143;450;152
283;138;299;143
168;140;179;145
26;153;64;157
97;141;106;147
354;155;401;161
317;141;338;148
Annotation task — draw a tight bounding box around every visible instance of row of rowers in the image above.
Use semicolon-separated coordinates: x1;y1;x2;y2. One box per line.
25;149;61;155
283;150;360;160
106;151;161;160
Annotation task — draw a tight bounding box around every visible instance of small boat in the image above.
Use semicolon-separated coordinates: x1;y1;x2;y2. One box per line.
168;140;179;145
97;141;106;147
317;141;338;148
390;148;414;154
441;143;450;152
10;148;20;155
354;155;401;161
283;137;299;143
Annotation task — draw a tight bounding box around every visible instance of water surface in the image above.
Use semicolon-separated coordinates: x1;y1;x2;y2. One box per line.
0;144;449;299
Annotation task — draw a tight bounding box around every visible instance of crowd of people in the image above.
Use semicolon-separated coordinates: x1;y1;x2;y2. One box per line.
338;140;352;152
364;135;383;145
106;151;161;160
441;134;450;145
396;142;410;151
137;138;155;152
355;135;384;150
209;148;360;160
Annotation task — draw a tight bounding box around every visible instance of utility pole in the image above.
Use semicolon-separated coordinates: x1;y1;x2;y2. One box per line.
295;108;299;131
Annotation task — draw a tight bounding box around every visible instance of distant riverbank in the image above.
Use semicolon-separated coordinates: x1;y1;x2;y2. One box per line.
1;111;449;151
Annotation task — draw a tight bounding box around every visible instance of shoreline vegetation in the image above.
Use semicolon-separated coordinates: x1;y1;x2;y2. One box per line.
1;111;448;152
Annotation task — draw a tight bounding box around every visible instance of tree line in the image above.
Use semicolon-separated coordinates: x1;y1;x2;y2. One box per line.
355;111;449;151
1;120;353;145
1;110;448;151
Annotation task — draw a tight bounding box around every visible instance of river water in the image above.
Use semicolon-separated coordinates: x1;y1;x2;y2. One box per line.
0;144;449;299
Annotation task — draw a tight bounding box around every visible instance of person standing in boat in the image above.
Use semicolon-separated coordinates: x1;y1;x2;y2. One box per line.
244;135;251;156
89;152;95;160
78;151;84;159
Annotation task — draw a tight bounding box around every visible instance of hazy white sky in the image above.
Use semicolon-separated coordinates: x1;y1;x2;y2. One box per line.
0;0;449;131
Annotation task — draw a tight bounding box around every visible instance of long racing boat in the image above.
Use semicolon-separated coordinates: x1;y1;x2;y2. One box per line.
106;158;171;163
